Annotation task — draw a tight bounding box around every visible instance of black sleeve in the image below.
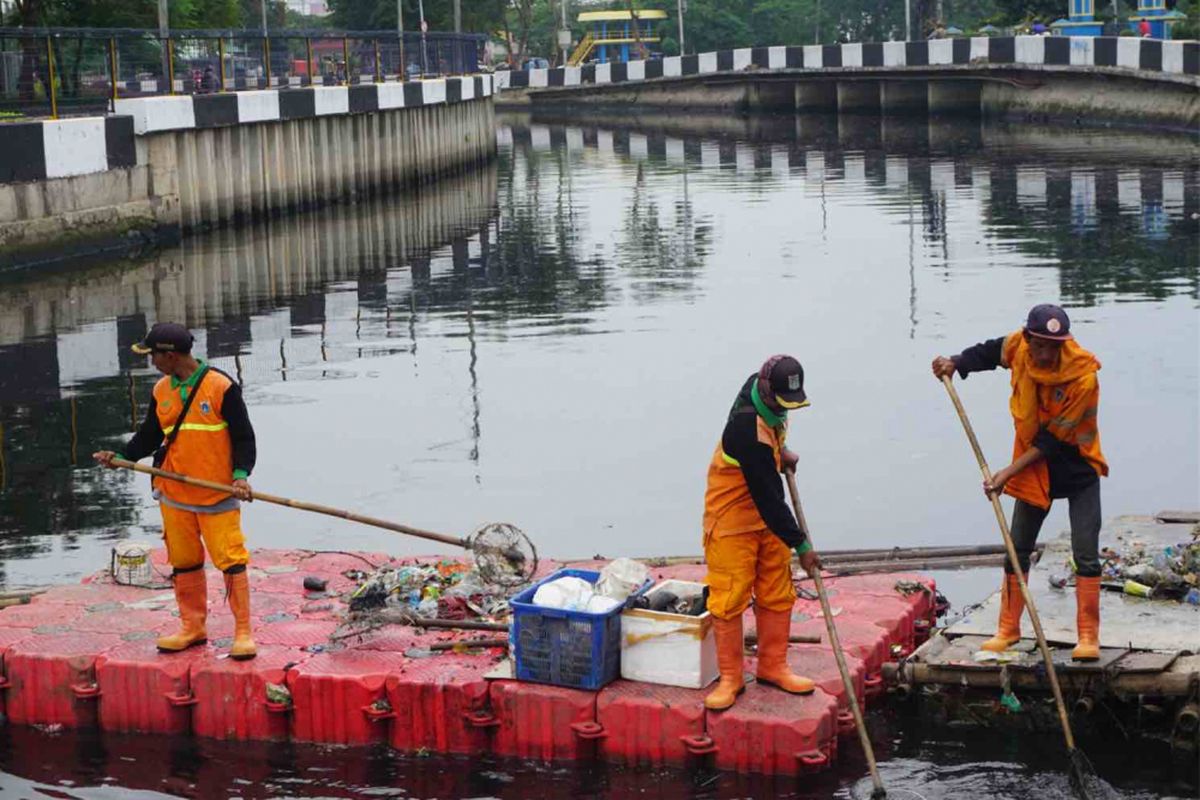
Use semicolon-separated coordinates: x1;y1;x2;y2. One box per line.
222;381;257;477
722;414;807;549
121;402;164;461
954;336;1006;378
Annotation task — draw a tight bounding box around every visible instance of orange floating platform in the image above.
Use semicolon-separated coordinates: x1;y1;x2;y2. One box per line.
0;549;934;778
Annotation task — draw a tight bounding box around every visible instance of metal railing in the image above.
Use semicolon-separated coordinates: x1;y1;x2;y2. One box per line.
0;28;487;120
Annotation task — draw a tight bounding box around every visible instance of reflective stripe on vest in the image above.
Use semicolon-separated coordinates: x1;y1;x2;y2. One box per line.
162;421;230;435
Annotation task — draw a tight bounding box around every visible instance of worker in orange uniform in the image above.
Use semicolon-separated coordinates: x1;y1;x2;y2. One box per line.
702;355;822;711
932;304;1107;660
94;322;258;660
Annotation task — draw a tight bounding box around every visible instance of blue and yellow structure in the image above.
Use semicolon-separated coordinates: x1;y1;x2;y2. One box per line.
1127;0;1186;39
1052;0;1185;38
569;9;669;66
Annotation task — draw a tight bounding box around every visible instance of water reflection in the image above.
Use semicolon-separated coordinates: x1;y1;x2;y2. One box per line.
0;704;1188;799
0;112;1196;589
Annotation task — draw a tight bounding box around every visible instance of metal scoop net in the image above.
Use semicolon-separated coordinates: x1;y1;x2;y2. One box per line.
468;522;538;587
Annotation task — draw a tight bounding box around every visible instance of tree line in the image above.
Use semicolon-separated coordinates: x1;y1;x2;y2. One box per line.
4;0;1196;58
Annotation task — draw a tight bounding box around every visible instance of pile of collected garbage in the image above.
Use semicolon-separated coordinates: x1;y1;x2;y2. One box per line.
1095;535;1200;604
346;560;510;621
529;558;651;613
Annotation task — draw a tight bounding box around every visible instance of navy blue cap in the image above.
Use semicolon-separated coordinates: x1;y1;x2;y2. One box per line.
131;322;193;355
1024;304;1071;341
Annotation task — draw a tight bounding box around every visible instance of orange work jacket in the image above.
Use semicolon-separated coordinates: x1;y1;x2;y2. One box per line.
1001;330;1107;510
702;414;785;538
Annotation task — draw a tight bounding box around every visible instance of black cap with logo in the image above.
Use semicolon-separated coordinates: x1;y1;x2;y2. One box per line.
131;322;194;355
1024;304;1072;341
762;354;807;406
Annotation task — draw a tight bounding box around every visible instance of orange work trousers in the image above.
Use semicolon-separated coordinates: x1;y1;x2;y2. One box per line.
160;503;250;572
703;526;795;620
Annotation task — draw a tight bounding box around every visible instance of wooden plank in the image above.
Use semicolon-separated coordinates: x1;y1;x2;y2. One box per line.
1111;650;1179;674
925;635;1129;673
1155;510;1200;524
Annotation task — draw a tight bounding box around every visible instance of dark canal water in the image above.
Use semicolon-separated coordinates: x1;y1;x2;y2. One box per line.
0;110;1197;798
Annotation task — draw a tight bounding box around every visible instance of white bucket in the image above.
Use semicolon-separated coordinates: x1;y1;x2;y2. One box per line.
111;541;155;587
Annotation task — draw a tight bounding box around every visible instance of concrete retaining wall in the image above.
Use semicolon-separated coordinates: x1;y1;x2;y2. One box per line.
499;36;1198;130
0;77;496;268
166;96;494;232
981;71;1200;130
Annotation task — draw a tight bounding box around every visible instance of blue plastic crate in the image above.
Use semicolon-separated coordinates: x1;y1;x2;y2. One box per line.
508;568;652;690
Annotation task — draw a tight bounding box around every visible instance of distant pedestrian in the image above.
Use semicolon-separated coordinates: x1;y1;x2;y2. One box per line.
1138;18;1152;37
201;65;216;93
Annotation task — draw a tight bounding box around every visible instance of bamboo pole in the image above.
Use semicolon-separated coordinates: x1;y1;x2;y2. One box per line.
427;638;507;651
45;36;58;119
562;543;1044;569
939;376;1082;762
336;611;821;645
166;37;175;94
109;458;466;548
787;472;887;798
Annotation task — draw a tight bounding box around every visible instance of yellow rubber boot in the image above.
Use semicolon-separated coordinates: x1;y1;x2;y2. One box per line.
225;569;257;661
981;573;1025;653
754;607;815;695
156;568;208;652
1072;576;1101;661
704;615;746;711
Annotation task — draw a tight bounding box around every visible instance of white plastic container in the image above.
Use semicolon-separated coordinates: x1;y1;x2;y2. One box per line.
619;580;718;689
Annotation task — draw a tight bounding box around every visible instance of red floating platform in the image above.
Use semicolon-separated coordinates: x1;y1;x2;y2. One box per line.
0;549;933;778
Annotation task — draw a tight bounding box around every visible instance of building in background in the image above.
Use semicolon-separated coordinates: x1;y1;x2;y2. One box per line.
284;0;330;17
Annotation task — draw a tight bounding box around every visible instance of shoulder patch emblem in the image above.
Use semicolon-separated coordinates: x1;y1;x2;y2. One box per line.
1053;388;1065;403
159;401;171;412
199;400;212;415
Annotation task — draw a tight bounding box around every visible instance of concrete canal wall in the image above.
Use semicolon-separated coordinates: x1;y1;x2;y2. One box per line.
0;76;496;269
497;36;1199;131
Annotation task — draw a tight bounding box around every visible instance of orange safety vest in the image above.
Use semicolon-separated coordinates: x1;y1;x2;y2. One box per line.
702;414;785;538
152;369;236;507
1001;330;1108;510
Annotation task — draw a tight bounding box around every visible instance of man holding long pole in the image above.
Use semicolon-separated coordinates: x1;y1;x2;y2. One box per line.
94;323;259;661
932;304;1108;661
701;355;820;711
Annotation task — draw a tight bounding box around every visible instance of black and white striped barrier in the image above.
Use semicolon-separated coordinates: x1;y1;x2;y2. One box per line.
0;116;136;184
494;36;1200;92
113;74;494;135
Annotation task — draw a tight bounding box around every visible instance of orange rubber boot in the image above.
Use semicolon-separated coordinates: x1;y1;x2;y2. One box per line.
1072;576;1101;661
156;568;208;652
225;570;257;661
704;615;746;711
754;607;815;695
981;573;1025;653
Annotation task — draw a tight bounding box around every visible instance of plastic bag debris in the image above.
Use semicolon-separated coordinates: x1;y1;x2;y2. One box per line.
1096;537;1200;602
595;557;649;601
531;576;621;613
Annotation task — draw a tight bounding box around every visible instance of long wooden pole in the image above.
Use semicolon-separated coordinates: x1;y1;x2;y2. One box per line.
939;375;1078;753
336;613;820;643
785;471;886;798
560;543;1042;569
109;458;466;548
